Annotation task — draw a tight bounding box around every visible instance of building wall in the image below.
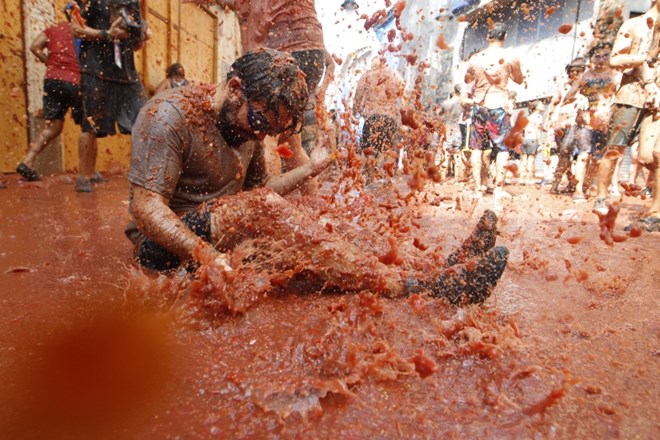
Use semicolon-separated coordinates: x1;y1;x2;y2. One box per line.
1;0;238;174
0;0;30;173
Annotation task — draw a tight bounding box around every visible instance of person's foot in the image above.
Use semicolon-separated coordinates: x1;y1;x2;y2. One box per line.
90;171;109;184
432;246;509;305
573;194;587;203
16;162;41;181
446;209;498;266
592;197;607;215
75;176;92;193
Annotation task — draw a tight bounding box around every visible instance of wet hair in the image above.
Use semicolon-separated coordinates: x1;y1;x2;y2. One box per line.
487;23;507;41
227;48;309;130
166;63;185;78
565;56;587;74
587;42;613;59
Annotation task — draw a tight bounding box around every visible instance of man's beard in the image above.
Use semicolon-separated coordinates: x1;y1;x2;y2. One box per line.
218;100;256;148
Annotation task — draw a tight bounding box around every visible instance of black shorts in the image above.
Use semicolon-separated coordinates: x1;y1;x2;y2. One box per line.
290;49;325;126
43;79;83;124
81;73;146;137
359;114;400;154
135;208;212;272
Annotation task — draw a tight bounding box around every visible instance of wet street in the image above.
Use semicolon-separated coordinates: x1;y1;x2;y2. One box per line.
0;173;658;439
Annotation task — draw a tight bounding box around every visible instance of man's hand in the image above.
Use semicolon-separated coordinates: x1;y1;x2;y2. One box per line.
195;244;233;273
309;145;334;175
108;16;129;40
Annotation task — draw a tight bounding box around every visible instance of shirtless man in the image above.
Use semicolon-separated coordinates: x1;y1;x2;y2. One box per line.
546;57;588;195
592;1;660;230
126;49;509;305
217;0;335;192
464;23;524;197
563;43;620;202
353;58;406;183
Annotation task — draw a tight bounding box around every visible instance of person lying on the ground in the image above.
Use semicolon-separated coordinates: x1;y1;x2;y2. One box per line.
126;49;509;305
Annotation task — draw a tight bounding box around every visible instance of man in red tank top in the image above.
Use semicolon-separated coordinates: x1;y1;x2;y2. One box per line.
16;3;83;182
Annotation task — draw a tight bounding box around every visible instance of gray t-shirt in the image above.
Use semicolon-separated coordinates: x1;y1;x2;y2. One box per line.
126;85;260;241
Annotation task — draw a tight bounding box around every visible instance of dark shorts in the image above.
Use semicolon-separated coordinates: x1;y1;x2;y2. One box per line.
134;208;212;272
606;104;645;148
359;114;399;155
81;73;147;137
43;79;83;124
469;106;511;152
291;49;325;126
590;129;608;160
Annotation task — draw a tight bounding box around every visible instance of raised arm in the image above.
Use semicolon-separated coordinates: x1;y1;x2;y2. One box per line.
30;32;48;64
317;50;336;100
263;142;333;195
70;15;128;41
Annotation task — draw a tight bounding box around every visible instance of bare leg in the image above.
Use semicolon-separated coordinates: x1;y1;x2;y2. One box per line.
23;119;64;168
494;150;509;187
650;152;660;215
596;145;625;199
470;148;483;190
78;131;98;178
527;153;537;184
209;189;405;295
573;152;589;199
519;153;529;185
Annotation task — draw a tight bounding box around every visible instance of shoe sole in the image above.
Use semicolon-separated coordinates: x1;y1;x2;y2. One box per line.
434;246;509;305
446;210;498;266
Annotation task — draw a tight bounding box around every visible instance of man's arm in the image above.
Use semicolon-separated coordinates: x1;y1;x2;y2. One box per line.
263;142;334;195
464;65;475;85
30;32;48;64
317;50;336;101
509;59;524;85
131;184;223;263
609;21;646;70
70;15;128;41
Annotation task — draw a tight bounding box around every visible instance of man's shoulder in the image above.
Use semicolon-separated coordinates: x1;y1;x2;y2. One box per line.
619;14;645;35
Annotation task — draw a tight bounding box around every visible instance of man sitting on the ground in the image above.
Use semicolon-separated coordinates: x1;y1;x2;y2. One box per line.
126;49;509;305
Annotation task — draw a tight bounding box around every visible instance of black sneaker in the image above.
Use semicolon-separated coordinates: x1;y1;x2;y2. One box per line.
16;162;41;181
75;176;92;193
431;246;509;305
446;210;498;266
90;172;109;184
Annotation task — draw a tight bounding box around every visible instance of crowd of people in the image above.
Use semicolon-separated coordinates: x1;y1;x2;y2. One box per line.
344;5;659;233
8;0;660;305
